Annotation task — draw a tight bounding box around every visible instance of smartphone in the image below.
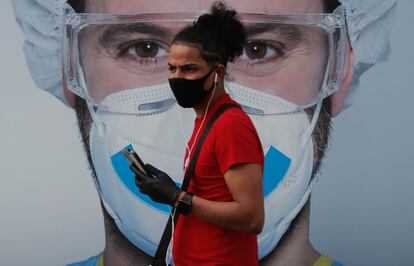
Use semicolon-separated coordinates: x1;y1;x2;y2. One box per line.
122;148;148;175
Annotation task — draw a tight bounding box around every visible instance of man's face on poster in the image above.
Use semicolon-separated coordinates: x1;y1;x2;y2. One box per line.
79;0;330;107
72;0;344;258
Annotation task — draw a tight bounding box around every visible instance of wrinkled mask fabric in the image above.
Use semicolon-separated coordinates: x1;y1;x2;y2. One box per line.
88;81;321;259
168;68;216;108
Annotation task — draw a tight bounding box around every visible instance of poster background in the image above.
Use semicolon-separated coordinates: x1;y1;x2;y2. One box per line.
0;1;412;265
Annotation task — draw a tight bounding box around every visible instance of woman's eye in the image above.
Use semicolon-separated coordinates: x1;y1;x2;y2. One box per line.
241;41;283;61
126;40;168;58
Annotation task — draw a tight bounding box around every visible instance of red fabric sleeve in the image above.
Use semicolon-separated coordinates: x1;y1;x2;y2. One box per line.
213;113;264;175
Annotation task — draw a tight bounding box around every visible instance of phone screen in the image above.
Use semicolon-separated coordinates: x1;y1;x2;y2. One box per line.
122;148;148;175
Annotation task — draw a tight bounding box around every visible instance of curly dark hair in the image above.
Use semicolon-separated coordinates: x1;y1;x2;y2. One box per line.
172;1;246;67
67;0;86;13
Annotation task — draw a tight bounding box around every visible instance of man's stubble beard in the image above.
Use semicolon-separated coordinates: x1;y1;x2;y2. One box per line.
74;95;332;254
281;98;332;243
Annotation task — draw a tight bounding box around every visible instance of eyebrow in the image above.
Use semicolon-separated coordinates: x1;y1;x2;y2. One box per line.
99;22;173;47
245;23;305;42
168;63;199;69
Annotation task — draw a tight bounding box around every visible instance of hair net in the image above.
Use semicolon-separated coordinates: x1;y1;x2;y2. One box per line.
12;0;397;107
12;0;68;105
339;0;397;106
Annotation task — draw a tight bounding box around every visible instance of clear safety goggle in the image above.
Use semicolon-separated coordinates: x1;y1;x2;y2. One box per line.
63;6;347;115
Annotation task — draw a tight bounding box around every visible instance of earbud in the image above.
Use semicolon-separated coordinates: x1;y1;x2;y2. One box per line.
214;73;218;83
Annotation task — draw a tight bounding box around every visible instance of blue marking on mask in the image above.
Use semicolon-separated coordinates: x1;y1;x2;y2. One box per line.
111;144;290;212
263;146;291;198
111;145;172;213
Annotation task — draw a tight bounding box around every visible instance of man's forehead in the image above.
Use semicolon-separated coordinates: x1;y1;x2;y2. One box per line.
169;44;205;65
86;0;325;14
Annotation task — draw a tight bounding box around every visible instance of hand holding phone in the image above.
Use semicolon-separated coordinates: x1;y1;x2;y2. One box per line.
122;148;182;206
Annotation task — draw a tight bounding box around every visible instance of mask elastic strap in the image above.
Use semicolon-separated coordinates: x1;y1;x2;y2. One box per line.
299;101;322;150
276;177;316;235
278;101;321;232
87;113;116;226
86;102;106;137
77;59;106;136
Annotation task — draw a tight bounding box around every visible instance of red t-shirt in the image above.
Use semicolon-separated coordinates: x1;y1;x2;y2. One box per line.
172;94;264;266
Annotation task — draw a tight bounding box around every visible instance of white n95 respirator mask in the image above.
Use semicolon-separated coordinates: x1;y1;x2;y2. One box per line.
226;82;321;258
89;84;193;256
88;82;321;259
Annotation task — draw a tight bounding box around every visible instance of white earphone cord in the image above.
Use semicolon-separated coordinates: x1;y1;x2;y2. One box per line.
180;73;218;174
168;73;218;265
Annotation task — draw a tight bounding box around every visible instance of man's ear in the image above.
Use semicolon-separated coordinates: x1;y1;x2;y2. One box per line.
216;64;226;82
63;82;76;108
329;41;355;117
62;71;76;108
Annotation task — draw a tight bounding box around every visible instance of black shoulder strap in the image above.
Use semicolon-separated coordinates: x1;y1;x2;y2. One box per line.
152;103;240;266
181;103;240;189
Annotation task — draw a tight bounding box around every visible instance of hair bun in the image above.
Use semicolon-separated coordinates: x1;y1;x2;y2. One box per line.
197;2;236;28
195;1;246;62
173;1;246;66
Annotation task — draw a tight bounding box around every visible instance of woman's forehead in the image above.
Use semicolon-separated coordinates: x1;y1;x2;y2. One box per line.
86;0;324;14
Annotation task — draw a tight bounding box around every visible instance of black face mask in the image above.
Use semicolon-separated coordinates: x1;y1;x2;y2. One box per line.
168;68;216;108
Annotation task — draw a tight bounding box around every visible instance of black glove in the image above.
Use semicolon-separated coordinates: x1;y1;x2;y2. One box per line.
131;163;181;206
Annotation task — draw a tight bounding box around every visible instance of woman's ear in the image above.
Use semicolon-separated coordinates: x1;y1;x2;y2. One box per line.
329;41;355;117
